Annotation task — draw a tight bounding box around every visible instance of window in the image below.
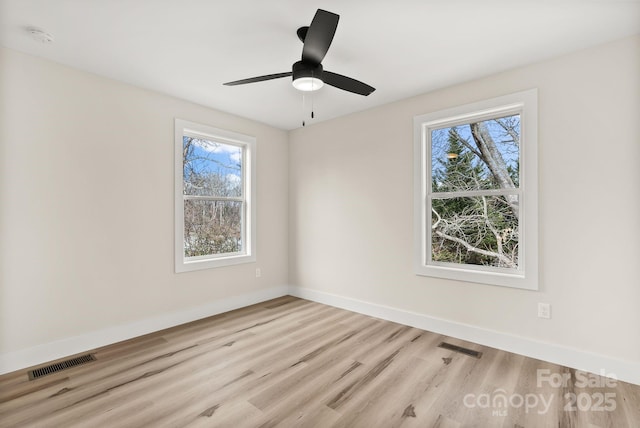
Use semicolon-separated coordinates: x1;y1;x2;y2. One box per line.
175;119;256;272
413;89;538;289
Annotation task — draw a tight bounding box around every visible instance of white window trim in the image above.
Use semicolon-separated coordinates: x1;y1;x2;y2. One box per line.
175;119;256;273
413;89;538;290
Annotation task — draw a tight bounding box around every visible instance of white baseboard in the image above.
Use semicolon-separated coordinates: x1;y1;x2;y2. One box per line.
288;287;640;386
5;285;638;386
0;285;290;375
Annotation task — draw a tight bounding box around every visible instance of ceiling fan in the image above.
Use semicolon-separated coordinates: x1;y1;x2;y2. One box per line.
223;9;375;96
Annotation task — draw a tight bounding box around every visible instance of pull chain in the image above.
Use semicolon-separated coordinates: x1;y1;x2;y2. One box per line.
302;93;306;127
311;75;315;120
311;87;315;119
300;77;318;127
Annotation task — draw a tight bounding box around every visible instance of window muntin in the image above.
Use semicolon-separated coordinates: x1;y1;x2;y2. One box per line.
175;119;256;272
414;90;537;289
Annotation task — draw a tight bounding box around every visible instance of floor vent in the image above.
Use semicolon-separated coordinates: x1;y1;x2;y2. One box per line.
28;354;96;380
438;342;482;359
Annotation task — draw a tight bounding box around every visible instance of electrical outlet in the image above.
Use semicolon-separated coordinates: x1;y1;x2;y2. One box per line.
255;268;261;278
538;303;551;319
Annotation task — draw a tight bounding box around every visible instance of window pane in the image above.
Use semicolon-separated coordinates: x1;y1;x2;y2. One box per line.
431;195;519;269
183;136;243;197
431;114;520;192
184;200;243;257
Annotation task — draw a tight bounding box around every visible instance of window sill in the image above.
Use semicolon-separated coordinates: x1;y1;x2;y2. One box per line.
415;263;537;290
176;253;256;273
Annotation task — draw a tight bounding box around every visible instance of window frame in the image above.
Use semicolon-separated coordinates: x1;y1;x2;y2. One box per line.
174;119;256;273
413;89;538;290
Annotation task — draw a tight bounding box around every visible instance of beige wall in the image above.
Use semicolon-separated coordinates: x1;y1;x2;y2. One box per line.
289;36;640;362
1;35;638;374
0;48;289;355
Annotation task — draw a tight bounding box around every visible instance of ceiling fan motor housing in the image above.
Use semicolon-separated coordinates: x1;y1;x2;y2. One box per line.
293;61;323;80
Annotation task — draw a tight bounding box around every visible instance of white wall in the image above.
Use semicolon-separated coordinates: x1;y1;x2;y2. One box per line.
289;36;640;378
2;35;639;382
0;47;289;370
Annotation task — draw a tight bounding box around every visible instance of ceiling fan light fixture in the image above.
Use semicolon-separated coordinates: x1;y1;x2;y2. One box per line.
292;76;324;91
292;61;324;92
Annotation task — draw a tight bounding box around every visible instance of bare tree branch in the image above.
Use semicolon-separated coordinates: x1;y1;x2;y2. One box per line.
494;118;519;144
450;128;483;159
431;207;442;230
433;229;516;268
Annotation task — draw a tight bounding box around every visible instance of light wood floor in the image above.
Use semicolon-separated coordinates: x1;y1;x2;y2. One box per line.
1;296;638;427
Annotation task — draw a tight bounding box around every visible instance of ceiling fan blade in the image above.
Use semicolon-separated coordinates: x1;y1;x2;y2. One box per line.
323;71;375;96
223;72;292;86
301;9;339;65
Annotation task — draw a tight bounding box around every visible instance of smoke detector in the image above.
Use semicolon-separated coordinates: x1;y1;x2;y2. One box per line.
27;27;54;44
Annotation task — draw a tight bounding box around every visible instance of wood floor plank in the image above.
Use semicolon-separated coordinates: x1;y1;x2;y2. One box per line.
0;297;638;428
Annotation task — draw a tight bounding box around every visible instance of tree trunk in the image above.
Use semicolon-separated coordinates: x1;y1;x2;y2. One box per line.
470;122;519;216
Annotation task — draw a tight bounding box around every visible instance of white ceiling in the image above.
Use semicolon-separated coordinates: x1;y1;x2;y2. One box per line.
1;0;639;130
